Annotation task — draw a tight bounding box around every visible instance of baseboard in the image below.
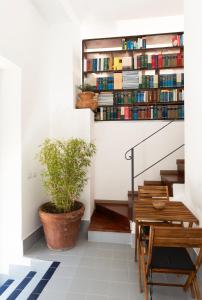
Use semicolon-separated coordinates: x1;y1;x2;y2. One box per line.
79;220;90;238
23;227;44;254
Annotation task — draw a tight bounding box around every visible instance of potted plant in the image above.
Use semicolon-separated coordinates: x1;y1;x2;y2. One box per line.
38;138;96;250
76;84;98;110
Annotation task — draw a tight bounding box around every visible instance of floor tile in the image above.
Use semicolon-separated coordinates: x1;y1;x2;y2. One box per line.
69;278;89;294
87;280;108;296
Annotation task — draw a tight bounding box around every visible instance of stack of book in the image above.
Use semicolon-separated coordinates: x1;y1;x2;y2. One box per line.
159;73;184;88
122;71;139;89
96;76;114;90
98;92;114;106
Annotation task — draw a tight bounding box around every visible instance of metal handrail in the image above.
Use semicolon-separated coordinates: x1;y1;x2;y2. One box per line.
125;120;184;221
133;144;184;179
125;120;174;160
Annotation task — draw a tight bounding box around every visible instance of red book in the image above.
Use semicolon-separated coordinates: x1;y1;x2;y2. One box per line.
129;107;133;120
177;35;180;46
152;55;156;69
138;108;142;119
177;53;183;66
146;107;151;119
124;106;129;120
158;54;163;68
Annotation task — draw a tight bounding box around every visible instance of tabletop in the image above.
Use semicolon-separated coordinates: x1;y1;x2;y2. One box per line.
134;200;199;225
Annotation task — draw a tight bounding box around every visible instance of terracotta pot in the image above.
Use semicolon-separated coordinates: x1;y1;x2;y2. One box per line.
78;91;95;101
39;201;85;250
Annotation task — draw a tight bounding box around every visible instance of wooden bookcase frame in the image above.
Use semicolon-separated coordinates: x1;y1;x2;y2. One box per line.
82;31;184;121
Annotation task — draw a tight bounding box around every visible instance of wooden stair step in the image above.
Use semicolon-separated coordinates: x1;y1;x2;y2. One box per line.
176;159;184;165
144;180;163;186
88;210;130;233
161;174;184;183
95;200;129;219
160;170;179;176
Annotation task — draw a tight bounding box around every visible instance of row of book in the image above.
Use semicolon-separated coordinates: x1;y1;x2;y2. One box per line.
122;38;147;50
112;89;184;104
95;105;184;121
85;53;183;72
134;53;183;69
159;74;184;88
98;92;114;106
95;73;184;91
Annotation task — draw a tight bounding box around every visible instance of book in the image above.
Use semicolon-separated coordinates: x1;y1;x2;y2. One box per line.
114;73;123;89
114;57;122;70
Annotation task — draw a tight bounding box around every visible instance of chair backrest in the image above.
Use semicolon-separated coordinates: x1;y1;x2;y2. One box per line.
138;185;169;201
151;226;202;248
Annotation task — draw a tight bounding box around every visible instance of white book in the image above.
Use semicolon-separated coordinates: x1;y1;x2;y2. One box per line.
121;107;125;116
84;59;87;72
100;107;103;121
134;55;137;69
139;71;142;86
154;75;158;88
151;106;153;119
100;58;104;71
177;73;182;86
148;55;152;65
174;89;177;101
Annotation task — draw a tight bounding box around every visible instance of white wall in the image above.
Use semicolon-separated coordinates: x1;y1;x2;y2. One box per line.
94;121;184;200
0;0;51;240
0;57;22;273
49;22;95;220
184;1;202;225
82;15;185;201
81;15;184;39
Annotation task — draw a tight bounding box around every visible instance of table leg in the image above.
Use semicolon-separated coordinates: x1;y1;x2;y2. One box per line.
135;220;139;262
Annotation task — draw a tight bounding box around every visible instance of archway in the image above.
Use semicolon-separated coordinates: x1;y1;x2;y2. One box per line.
0;56;22;274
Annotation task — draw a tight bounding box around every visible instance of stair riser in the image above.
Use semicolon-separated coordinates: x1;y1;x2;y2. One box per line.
88;231;131;245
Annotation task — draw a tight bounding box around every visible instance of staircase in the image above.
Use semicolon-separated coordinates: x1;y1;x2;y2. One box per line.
143;159;185;196
88;159;184;245
0;259;60;299
88;121;184;245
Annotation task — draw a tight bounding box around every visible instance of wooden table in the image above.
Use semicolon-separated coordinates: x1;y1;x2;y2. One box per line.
134;200;199;260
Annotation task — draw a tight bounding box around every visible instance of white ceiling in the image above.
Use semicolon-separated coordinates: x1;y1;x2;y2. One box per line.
70;0;184;21
31;0;69;23
31;0;184;24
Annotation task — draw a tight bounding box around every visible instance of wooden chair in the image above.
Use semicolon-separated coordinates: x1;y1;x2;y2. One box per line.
138;185;169;201
135;185;170;261
139;226;202;300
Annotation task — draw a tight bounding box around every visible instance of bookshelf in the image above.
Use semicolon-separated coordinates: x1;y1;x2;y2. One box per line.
82;32;184;121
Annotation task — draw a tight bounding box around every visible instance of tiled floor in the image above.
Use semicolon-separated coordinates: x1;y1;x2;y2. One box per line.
25;235;202;300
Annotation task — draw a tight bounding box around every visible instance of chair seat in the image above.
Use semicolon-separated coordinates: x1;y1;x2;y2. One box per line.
150;247;195;271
